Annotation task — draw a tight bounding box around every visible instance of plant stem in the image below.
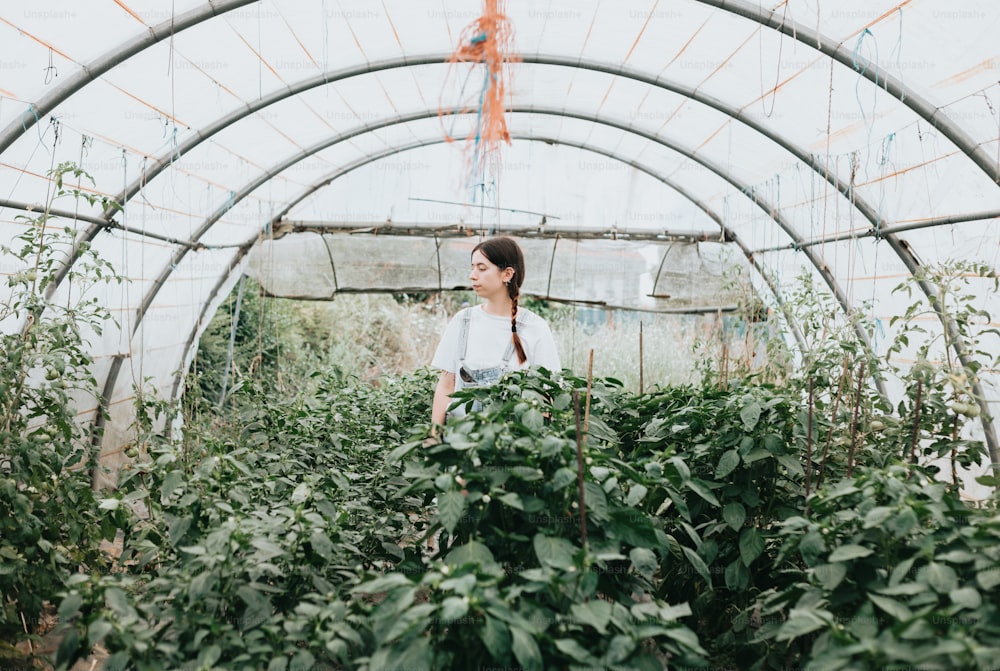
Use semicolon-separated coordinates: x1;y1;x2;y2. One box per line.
585;349;593;435
817;359;850;490
910;378;923;465
806;377;814;501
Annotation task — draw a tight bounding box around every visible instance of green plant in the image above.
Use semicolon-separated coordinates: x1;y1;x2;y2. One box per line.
761;464;1000;670
886;261;999;478
0;163;126;648
353;367;706;669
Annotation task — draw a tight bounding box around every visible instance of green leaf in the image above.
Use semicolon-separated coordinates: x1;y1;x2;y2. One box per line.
309;529;334;560
104;587;134;619
511;625;542;671
828;544;874;562
604;635;636;665
289;649;316;671
87;618;113;648
626;483;648;507
715;450;740;478
97;497;120;510
776;453;804;476
554;638;600;664
725;559;749;591
743;447;772;464
251;538;285;561
497;492;524;510
167;515;192;547
886;507;919;536
949;587;982;610
740;399;762;430
521;407;544;431
583;481;609;521
629;547;657;580
571;599;612;634
890;555;916;586
658;602;692;621
237;585;272;630
439;596;469;623
479;616;511;659
352;573;412;599
446;541;499;572
937;550;978;563
291;482;311;503
386;440;419;463
814;563;847;590
550;467;577;491
438;490;467;535
862;506;894;528
534;533;578;570
511;466;544;481
798;529;826;566
868;593;913;621
58;593;83;621
55;627;80;668
922;562;959;593
686;478;720;506
722;502;746;531
977;565;1000;590
682;546;712;586
739;527;765;566
160;470;184;502
198;645;222;669
776;609;827;641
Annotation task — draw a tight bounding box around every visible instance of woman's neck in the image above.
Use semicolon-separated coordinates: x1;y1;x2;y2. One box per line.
481;296;513;317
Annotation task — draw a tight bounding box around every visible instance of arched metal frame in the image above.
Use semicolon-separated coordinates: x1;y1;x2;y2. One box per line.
0;1;995;462
168;135;812;400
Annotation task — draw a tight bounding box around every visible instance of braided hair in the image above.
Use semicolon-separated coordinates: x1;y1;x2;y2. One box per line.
472;236;527;365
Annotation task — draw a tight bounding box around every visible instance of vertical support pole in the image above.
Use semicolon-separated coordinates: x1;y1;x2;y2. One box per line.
639;321;644;394
218;274;247;407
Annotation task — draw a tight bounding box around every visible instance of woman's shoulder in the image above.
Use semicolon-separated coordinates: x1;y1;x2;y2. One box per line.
516;306;550;328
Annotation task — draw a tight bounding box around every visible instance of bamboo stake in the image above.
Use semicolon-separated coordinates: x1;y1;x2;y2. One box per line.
909;379;923;466
806;377;814;501
848;361;865;477
817;359;850;490
574;391;588;549
585;349;594;435
950;414;960;488
638;321;644;394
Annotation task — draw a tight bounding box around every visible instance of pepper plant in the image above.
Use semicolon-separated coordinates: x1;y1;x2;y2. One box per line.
0;162;126;651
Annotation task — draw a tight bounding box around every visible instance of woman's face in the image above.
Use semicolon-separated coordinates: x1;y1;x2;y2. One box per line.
470;250;513;300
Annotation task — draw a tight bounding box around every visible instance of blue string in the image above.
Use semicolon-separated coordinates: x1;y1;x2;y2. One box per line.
871;317;885;352
889;8;905;102
21;103;40;131
852;29;879;182
872;132;895;240
467;66;491;198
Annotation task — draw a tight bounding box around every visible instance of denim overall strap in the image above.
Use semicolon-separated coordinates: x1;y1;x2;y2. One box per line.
458;307;516;372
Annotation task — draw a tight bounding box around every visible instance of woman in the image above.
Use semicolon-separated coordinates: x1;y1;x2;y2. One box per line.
431;236;560;425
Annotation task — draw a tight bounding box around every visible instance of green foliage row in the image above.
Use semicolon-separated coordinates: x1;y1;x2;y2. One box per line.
47;359;1000;670
0;163;128;648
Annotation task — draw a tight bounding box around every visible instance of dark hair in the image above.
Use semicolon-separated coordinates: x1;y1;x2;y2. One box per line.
472;236;527;365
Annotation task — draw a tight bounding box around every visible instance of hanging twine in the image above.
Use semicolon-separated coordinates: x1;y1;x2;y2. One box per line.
440;0;518;191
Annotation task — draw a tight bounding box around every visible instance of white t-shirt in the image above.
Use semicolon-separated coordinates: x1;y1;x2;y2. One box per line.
432;305;561;395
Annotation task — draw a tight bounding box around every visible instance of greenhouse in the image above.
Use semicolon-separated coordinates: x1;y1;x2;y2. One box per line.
1;1;999;669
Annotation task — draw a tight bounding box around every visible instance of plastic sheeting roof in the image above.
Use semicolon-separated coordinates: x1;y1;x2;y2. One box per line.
1;1;998;484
